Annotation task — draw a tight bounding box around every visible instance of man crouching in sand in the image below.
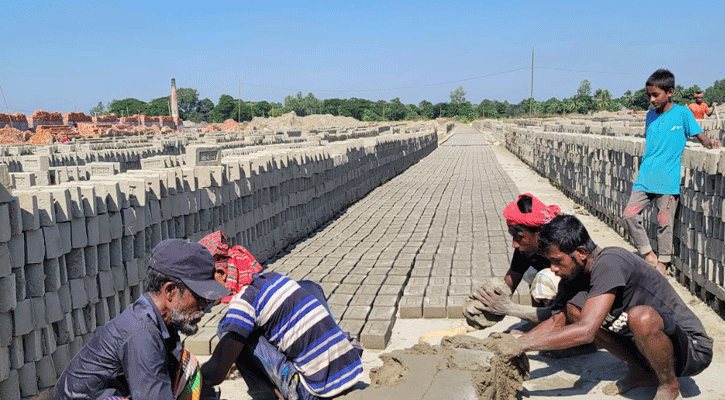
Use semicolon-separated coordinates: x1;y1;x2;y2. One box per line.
495;214;712;400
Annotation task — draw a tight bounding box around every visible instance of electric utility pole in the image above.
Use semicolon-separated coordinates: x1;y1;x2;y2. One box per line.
530;46;534;120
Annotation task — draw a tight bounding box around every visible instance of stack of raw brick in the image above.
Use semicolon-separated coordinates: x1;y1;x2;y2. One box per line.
478;117;725;314
29;126;78;145
61;113;92;126
92;114;118;124
27;111;63;130
0;114;28;132
0;126;438;398
119;115;139;126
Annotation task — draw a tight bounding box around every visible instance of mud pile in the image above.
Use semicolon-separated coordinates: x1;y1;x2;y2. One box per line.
368;333;529;400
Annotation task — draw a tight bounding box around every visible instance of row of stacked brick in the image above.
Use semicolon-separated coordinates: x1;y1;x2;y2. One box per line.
0;126;438;398
476;118;725;314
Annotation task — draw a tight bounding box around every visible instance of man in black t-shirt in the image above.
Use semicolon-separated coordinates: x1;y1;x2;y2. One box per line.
499;215;712;400
471;193;561;323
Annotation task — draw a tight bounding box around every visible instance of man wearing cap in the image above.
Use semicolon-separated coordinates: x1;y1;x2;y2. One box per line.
687;92;716;120
52;239;231;400
470;193;561;323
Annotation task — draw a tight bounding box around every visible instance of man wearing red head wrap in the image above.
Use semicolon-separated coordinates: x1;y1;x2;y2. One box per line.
471;194;562;323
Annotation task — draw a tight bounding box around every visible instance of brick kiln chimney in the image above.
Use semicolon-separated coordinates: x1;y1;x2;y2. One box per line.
170;78;179;118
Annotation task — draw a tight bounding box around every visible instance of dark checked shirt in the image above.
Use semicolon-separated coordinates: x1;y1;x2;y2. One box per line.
52;294;182;400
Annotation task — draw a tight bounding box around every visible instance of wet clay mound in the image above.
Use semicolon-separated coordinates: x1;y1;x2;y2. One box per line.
356;333;528;400
463;277;510;329
369;356;409;388
442;334;530;400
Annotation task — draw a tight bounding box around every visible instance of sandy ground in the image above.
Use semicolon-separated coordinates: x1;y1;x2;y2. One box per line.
198;126;725;400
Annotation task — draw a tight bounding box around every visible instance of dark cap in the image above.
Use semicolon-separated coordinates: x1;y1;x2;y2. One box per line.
150;239;232;300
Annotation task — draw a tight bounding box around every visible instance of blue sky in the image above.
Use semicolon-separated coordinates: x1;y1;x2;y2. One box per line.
1;1;723;114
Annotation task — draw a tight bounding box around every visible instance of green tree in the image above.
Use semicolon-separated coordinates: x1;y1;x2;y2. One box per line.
197;98;214;122
269;108;284;117
184;110;203;123
176;87;200;118
211;94;236;122
577;80;592;98
302;92;321;116
433;102;448;118
704;79;725;104
362;108;381;122
284;91;305;116
404;104;421;121
418;100;434;119
387;98;406;121
253;101;272;117
89;101;105;117
450;86;466;105
593;88;612;111
541;97;563;114
321;98;342;115
630;88;650;110
146;96;171;116
108;98;148;116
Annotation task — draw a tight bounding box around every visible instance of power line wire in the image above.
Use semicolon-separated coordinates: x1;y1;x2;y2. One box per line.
537;66;635;76
241;67;530;94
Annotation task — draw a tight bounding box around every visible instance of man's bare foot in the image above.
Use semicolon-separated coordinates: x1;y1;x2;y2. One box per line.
602;371;658;396
645;251;659;267
653;383;681;400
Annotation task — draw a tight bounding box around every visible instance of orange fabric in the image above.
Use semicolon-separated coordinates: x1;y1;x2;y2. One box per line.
688;103;710;119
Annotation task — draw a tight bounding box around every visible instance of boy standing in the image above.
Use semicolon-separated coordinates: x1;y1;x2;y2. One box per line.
623;69;720;274
687;91;716;119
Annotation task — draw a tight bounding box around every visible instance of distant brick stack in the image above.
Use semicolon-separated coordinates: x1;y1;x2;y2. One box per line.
28;110;63;131
139;115;159;127
28;125;78;144
119;115;140;126
159;116;175;130
77;123;111;138
62;112;92;127
0;125;29;144
203;125;222;133
93;114;119;124
0;113;29;131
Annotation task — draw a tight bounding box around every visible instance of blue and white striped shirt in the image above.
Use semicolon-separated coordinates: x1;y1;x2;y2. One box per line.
217;272;363;397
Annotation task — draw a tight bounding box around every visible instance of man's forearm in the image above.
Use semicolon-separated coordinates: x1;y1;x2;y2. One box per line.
505;303;552;323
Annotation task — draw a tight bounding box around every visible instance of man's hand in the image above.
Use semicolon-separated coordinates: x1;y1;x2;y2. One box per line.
705;138;721;149
470;285;513;316
493;335;525;358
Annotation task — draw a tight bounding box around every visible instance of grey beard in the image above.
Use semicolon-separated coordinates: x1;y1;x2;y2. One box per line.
170;309;203;335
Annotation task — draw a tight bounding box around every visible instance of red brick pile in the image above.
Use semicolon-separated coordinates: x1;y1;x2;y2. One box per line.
203;125;222;132
29;110;63;124
62;112;92;125
140;115;159;125
29;125;78;144
0;113;28;124
0;124;30;144
94;114;119;123
77;123;110;137
220;119;241;131
120;115;140;125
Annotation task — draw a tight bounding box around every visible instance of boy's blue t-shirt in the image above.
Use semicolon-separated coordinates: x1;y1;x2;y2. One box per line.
633;104;703;194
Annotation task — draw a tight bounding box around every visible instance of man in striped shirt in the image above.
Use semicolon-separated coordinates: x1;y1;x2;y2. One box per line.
200;272;363;399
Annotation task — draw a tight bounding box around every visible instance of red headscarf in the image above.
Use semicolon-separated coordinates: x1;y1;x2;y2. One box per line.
503;193;561;227
199;231;262;303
